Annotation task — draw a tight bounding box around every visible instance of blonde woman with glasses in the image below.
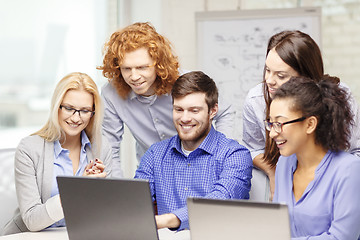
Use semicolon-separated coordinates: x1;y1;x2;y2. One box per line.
2;72;112;235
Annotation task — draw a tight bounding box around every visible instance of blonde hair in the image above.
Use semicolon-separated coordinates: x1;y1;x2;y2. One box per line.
97;22;179;99
34;72;103;156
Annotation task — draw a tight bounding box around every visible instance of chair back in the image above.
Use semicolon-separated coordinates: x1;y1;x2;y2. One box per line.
0;148;17;233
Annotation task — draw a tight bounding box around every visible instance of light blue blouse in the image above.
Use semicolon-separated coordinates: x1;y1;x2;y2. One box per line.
50;131;90;227
273;150;360;239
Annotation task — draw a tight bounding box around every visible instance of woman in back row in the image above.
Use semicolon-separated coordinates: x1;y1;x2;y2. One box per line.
242;30;360;198
269;76;360;239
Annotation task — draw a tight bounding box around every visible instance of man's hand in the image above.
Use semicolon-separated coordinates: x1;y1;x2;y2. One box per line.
155;213;180;229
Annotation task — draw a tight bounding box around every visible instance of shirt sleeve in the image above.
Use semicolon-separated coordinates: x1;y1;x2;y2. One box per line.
101;135;113;178
242;92;266;160
101;88;125;178
134;147;155;202
212;95;235;139
202;144;253;200
171;206;189;230
135;147;190;230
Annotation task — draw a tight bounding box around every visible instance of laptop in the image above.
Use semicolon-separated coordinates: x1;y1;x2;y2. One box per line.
187;197;291;240
57;176;159;240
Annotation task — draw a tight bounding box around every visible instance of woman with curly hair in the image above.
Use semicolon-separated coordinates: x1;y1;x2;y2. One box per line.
268;76;360;239
98;22;234;177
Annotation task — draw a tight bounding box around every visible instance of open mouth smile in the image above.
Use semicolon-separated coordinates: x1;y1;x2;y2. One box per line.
180;124;195;131
275;140;287;147
66;122;81;128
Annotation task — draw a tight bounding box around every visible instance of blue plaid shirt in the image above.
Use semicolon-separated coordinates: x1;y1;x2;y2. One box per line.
135;127;253;230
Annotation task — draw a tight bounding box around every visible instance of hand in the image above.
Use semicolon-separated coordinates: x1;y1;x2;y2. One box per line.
155;213;180;229
83;159;107;178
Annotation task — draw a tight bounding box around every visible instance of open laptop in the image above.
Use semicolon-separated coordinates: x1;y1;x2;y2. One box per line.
187;197;291;240
57;176;159;240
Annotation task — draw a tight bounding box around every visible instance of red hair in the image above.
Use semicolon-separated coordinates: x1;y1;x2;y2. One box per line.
97;22;180;99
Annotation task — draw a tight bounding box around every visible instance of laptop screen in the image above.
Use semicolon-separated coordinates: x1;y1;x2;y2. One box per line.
57;176;159;240
187;197;290;240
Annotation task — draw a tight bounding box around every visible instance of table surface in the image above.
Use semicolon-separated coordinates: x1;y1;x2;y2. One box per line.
0;227;191;240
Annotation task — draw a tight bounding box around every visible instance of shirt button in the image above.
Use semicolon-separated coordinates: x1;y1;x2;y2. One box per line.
185;187;188;191
154;118;159;123
161;134;165;139
187;163;191;167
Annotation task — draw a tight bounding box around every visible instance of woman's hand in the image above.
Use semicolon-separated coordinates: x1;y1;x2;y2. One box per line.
83;159;107;178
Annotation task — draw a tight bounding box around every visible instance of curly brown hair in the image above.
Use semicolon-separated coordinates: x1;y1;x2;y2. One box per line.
97;22;180;99
272;75;353;152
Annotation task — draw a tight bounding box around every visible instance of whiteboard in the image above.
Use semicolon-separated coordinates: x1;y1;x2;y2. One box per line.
196;7;321;142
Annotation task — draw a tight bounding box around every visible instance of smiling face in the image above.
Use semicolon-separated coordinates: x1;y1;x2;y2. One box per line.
58;89;94;142
268;98;309;157
120;47;157;96
173;92;218;151
265;48;299;99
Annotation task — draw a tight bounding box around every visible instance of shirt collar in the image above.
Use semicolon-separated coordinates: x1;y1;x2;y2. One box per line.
129;91;157;104
172;126;217;156
54;131;91;157
129;91;170;103
80;131;91;152
314;150;332;173
290;150;332;174
129;91;138;100
54;139;64;158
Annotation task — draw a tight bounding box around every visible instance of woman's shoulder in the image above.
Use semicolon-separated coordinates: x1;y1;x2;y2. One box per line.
244;83;265;111
330;151;360;169
18;135;45;147
246;82;264;98
15;135;48;165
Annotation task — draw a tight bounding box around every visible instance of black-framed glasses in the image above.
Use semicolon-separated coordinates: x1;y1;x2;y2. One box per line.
264;117;306;133
59;105;94;119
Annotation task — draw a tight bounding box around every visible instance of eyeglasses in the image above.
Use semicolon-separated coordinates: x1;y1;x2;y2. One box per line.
120;63;155;75
264;117;306;133
59;105;94;119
